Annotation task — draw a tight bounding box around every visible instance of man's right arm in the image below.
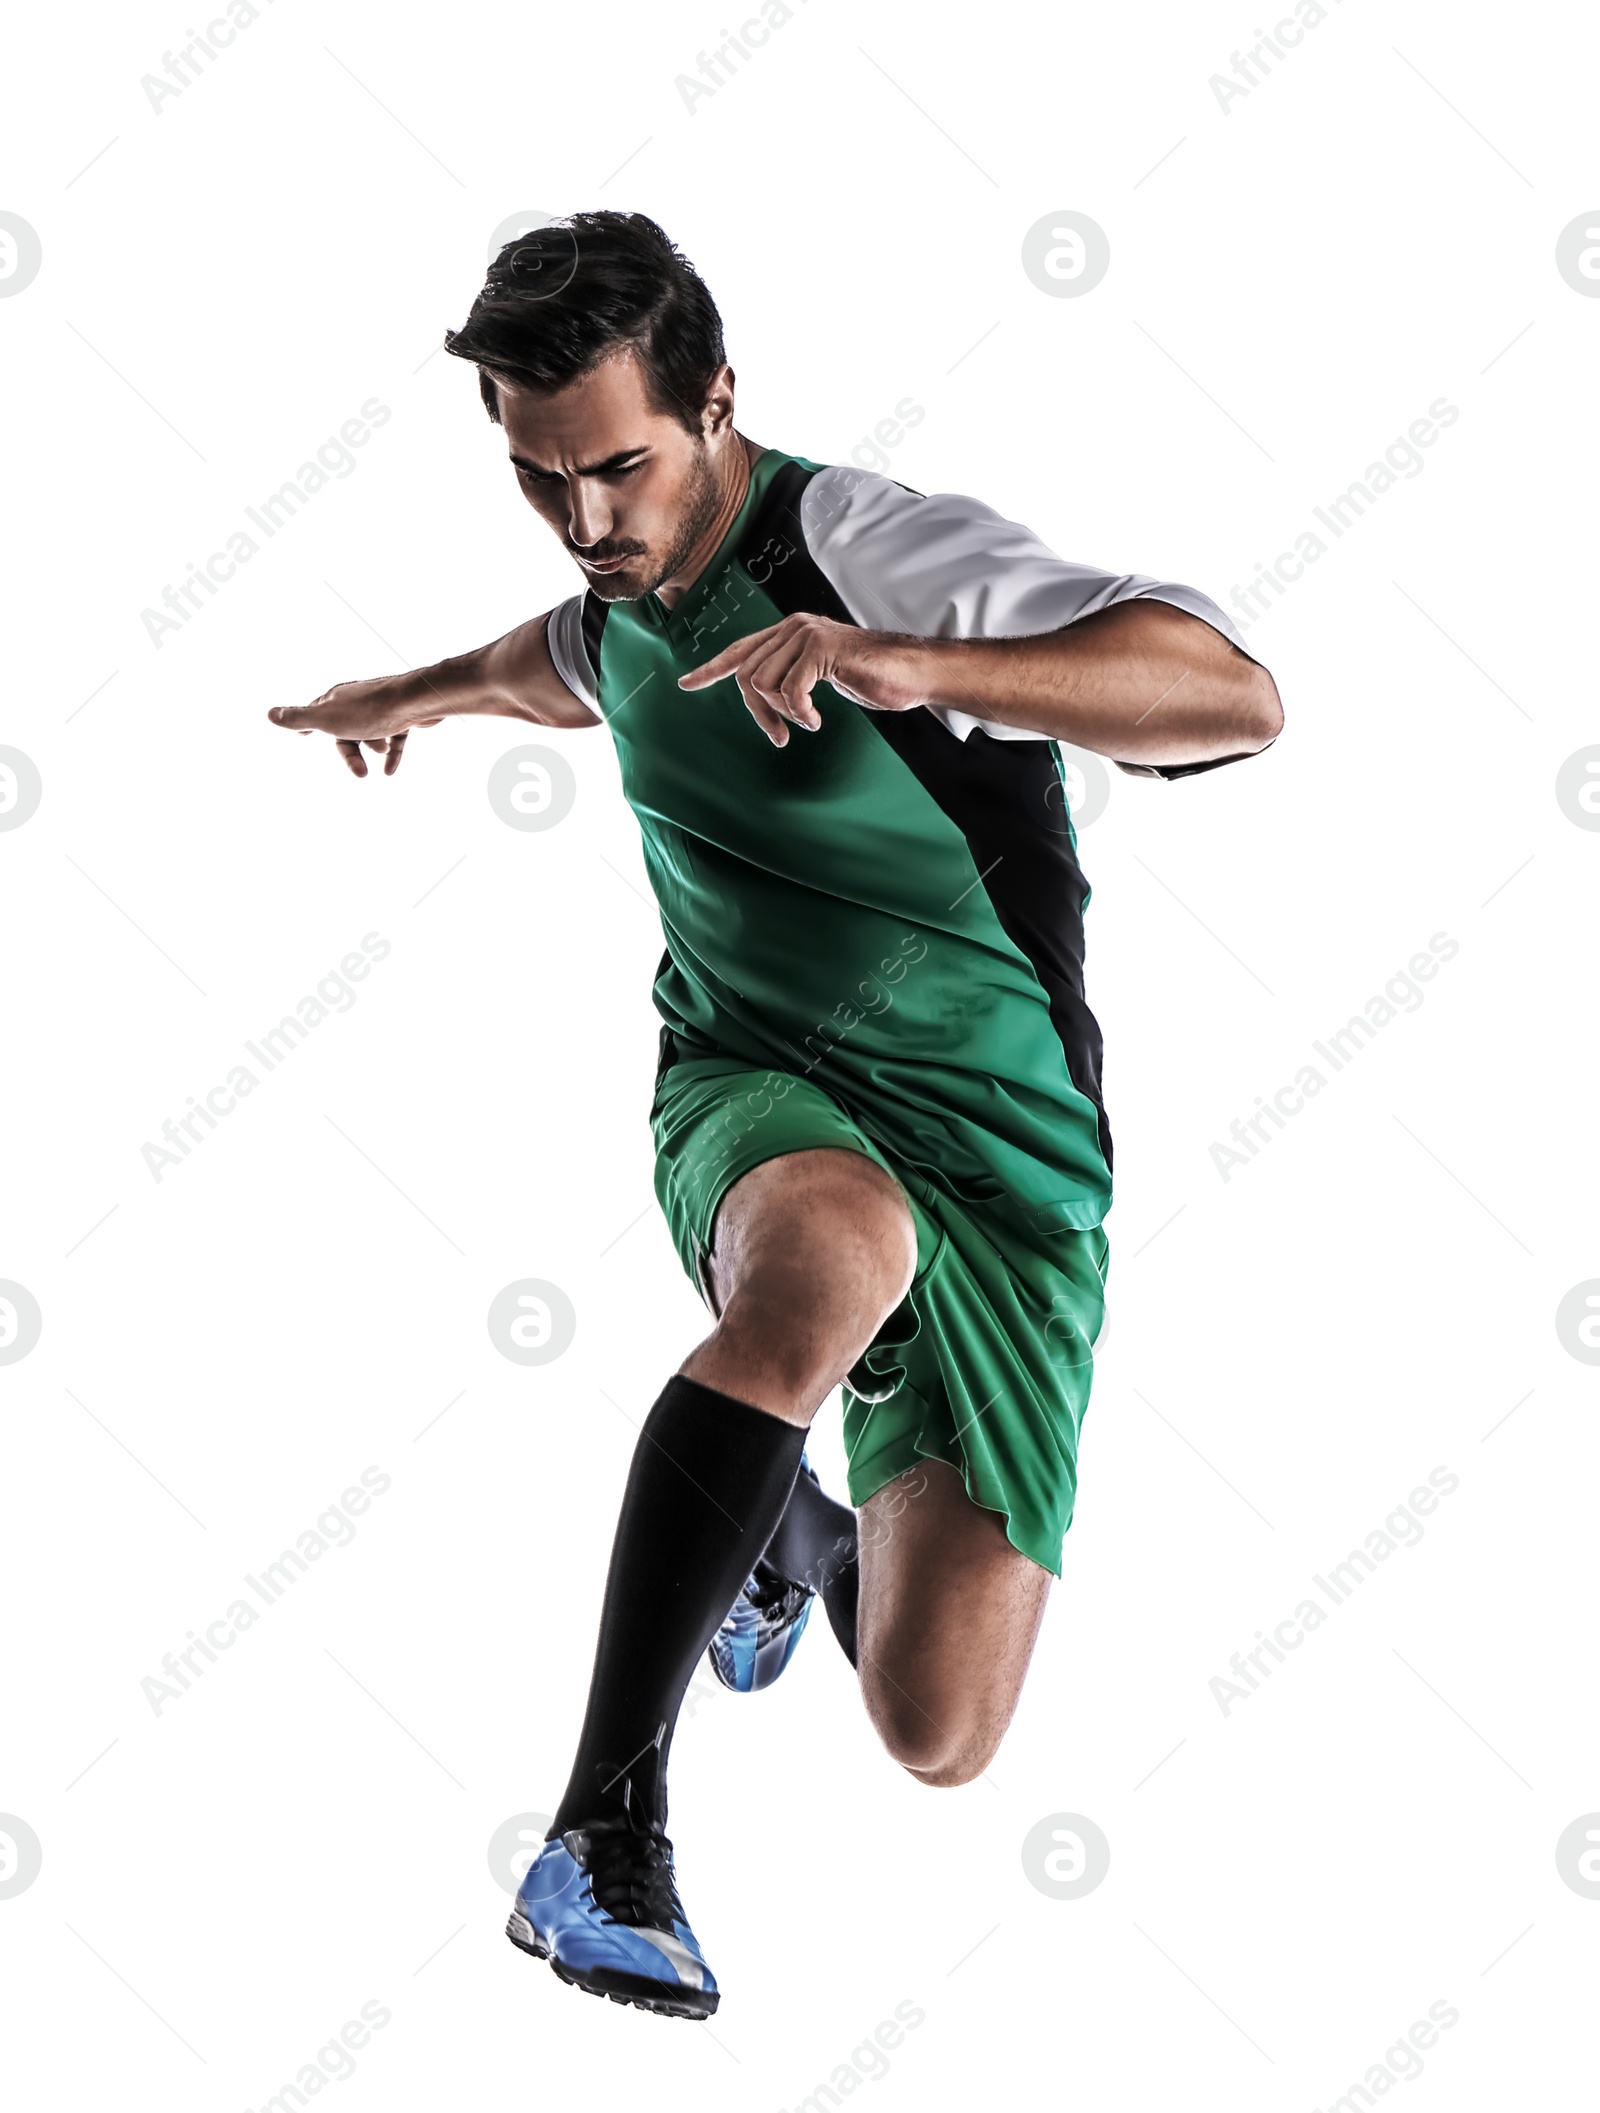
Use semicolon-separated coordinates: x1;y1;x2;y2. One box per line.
267;608;599;778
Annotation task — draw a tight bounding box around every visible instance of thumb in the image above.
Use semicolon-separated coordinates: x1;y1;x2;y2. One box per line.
268;705;312;730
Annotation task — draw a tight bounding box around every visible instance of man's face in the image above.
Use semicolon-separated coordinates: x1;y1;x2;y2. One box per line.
496;351;729;601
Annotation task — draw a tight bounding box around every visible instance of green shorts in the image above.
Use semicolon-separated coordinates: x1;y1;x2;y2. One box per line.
650;1055;1109;1576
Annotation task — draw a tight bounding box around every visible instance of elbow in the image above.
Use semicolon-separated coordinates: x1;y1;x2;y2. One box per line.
1245;663;1283;751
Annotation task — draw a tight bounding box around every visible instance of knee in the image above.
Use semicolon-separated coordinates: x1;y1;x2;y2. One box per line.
712;1237;913;1405
789;1149;917;1325
861;1676;997;1788
904;1743;993;1789
701;1296;835;1409
883;1722;995;1789
872;1178;919;1316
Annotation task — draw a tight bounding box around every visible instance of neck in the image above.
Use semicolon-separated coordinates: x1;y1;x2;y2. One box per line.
653;433;758;610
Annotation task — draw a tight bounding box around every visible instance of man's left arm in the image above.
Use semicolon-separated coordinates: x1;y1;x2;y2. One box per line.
680;471;1280;767
681;599;1279;767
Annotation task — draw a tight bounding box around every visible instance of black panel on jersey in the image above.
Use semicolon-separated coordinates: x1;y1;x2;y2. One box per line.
871;712;1112;1170
735;460;1112;1169
733;459;858;625
580;589;610;686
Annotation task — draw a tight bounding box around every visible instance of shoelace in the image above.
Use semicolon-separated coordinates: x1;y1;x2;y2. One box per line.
578;1791;687;1932
744;1561;812;1623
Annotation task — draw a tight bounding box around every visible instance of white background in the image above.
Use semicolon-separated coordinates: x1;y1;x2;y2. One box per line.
3;0;1597;2105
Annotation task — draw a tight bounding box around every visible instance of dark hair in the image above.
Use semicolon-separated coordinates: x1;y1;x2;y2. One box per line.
443;211;726;433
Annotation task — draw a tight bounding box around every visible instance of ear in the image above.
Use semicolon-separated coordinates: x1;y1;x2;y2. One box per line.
702;363;737;440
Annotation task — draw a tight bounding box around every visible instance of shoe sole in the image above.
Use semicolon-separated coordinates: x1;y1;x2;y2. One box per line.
506;1910;719;2021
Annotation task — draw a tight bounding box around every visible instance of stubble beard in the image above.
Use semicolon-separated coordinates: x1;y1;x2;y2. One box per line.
589;442;725;603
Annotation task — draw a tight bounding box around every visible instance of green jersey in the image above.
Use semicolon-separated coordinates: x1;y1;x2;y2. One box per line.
545;444;1256;1235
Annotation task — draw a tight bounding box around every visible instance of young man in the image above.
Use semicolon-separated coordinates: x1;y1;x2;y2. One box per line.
269;212;1281;2021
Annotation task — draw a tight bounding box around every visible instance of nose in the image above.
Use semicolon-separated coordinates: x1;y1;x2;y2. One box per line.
565;479;612;550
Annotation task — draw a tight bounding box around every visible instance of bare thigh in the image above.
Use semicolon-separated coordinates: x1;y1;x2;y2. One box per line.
679;1148;917;1427
857;1459;1053;1787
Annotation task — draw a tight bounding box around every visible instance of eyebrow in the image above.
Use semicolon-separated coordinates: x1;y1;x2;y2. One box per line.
508;446;650;479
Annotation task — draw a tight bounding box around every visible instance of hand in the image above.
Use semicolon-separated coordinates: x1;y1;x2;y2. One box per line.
267;673;447;778
677;614;932;747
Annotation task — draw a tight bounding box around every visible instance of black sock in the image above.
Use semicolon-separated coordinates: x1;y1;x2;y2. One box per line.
549;1373;807;1837
760;1466;860;1669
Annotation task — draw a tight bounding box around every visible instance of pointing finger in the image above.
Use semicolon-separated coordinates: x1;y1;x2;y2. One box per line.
678;619;789;689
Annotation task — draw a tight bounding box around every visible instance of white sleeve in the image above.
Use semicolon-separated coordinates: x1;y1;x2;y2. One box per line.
799;466;1258;745
545;595;598;709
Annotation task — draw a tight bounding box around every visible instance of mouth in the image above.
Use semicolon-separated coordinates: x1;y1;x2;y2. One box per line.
576;551;635;576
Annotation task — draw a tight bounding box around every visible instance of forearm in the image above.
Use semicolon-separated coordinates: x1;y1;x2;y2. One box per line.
907;600;1282;767
397;613;593;727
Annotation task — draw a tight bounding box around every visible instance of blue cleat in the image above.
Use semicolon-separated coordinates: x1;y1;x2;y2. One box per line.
507;1792;719;2020
708;1454;833;1692
706;1562;813;1692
